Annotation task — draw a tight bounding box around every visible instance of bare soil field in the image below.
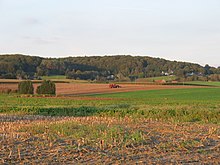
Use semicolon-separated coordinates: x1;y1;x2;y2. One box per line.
0;83;207;95
56;83;206;95
0;84;18;93
0;115;219;164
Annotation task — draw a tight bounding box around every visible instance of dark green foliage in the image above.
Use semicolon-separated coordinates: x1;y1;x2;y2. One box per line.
36;80;56;95
1;54;220;81
66;70;99;80
0;54;42;79
36;106;100;116
18;81;34;94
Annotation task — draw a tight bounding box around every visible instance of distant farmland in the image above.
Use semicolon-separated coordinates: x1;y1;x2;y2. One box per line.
0;81;207;95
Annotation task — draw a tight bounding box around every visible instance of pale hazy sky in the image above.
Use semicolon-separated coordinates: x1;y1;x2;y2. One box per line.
0;0;220;67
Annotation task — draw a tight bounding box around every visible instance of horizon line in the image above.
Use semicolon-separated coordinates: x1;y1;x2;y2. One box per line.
0;53;218;68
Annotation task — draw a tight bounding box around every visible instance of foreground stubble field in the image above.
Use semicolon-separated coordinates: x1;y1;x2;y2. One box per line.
0;85;220;164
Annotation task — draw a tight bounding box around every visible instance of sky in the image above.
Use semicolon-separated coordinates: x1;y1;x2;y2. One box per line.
0;0;220;67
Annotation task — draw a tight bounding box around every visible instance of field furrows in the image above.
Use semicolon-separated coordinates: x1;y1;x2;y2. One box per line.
0;83;206;95
0;116;219;164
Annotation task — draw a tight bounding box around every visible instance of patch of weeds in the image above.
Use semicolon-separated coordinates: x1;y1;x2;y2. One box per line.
36;106;101;117
197;149;209;154
167;109;176;117
179;140;201;150
188;117;201;122
18;121;145;149
103;103;130;110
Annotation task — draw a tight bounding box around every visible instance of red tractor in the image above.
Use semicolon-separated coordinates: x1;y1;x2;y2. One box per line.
109;84;121;88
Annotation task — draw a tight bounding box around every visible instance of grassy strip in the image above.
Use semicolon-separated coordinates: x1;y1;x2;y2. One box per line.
184;81;220;86
137;76;178;82
41;75;67;80
19;121;144;149
1;104;219;124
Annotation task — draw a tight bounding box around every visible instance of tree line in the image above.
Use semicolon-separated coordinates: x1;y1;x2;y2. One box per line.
0;54;220;81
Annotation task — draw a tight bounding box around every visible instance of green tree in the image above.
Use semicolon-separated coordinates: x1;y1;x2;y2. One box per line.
36;80;56;95
18;81;34;94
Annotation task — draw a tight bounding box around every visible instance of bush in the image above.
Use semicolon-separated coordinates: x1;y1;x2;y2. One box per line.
18;81;34;94
36;80;56;95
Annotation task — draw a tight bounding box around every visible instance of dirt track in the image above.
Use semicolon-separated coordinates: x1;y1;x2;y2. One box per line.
0;83;206;95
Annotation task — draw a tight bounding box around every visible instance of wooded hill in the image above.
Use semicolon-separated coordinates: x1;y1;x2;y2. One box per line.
0;54;220;81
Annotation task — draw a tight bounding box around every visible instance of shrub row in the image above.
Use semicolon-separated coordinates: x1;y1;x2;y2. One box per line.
36;80;56;95
18;80;56;95
18;81;34;94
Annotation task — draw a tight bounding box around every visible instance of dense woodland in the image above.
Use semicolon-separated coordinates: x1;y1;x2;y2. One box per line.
0;54;220;81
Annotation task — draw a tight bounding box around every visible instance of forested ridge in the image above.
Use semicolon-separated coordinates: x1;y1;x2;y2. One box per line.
0;54;220;81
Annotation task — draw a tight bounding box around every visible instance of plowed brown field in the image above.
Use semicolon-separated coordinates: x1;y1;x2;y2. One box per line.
0;83;205;95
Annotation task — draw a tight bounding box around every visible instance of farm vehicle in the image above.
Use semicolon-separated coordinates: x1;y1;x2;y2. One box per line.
109;84;121;88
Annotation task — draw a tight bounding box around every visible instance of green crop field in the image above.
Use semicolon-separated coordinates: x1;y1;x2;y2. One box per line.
41;75;67;80
137;76;178;82
92;88;220;123
94;87;220;102
1;88;220;122
40;75;89;83
1;87;220;164
184;81;220;86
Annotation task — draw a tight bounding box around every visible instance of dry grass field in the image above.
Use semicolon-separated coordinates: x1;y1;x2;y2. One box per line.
1;115;219;164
